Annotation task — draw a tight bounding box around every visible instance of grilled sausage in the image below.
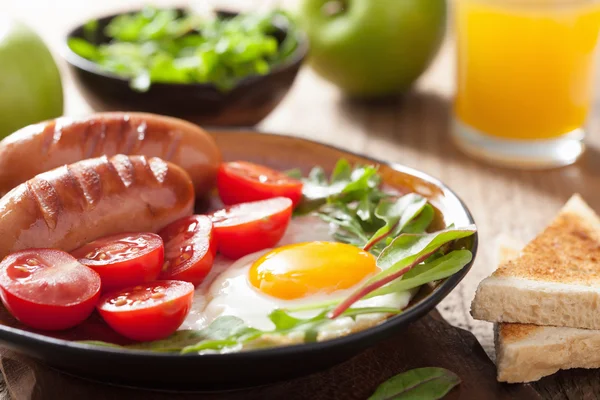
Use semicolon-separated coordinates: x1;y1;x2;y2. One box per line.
0;112;221;196
0;154;194;261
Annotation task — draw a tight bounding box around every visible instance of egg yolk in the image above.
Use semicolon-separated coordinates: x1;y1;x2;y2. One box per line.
248;242;379;300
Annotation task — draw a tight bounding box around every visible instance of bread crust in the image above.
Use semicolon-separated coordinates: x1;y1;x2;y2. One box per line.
471;194;600;330
496;323;600;383
480;224;600;383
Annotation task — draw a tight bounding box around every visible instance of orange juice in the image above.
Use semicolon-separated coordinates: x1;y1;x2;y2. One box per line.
454;0;600;140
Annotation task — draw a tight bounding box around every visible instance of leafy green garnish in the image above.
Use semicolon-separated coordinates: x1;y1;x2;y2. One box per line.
403;204;434;234
368;367;461;400
79;306;402;354
368;249;472;298
363;194;428;252
295;159;387;216
295;160;434;255
68;7;300;92
329;226;476;318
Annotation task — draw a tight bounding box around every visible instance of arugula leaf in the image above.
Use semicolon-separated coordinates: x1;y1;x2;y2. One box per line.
318;203;371;245
295;159;386;215
308;166;328;184
368;367;460;400
331;158;352;182
366;250;472;298
131;317;252;352
403;204;434;234
363;194;427;252
119;306;402;355
294;160;434;253
356;192;373;222
342;166;379;196
329;226;476;318
375;226;476;273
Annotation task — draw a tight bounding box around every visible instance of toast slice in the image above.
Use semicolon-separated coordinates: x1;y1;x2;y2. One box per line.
494;242;600;383
471;194;600;330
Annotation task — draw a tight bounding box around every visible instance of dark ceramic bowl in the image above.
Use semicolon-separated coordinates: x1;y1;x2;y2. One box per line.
62;10;307;126
0;130;477;391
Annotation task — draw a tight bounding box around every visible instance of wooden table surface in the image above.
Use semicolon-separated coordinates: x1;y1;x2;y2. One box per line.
5;0;600;359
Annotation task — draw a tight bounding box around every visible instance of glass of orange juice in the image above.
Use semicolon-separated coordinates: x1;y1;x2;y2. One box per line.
452;0;600;168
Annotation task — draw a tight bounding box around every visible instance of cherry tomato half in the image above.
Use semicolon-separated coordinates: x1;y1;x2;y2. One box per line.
0;249;101;331
217;161;303;207
158;215;216;286
97;280;194;342
210;197;293;259
71;233;164;292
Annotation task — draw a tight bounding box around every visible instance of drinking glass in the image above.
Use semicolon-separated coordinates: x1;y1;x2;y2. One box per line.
452;0;600;168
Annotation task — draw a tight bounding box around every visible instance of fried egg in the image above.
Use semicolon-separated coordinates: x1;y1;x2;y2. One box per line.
181;214;415;344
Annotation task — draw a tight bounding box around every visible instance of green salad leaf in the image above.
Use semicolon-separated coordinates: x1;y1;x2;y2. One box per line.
368;367;461;400
295;159;388;216
295;159;436;255
68;7;300;92
363;194;428;252
329;226;476;318
403;204;434;234
368;249;472;298
181;306;402;353
79;306;402;354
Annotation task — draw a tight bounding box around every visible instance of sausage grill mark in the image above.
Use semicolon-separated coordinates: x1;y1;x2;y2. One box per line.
134;156;159;185
111;155;136;188
27;177;62;230
68;164;101;208
164;131;182;162
131;121;148;155
83;122;104;159
148;157;168;184
119;120;136;155
52;121;64;145
41;122;56;155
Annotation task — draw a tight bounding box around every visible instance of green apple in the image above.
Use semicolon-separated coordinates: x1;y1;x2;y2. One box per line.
297;0;446;97
0;19;63;138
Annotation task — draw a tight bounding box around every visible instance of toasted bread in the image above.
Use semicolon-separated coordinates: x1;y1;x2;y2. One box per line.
493;241;600;383
471;194;600;330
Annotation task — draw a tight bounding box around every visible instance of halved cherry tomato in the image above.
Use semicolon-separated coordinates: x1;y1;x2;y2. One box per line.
71;233;164;292
158;215;216;286
210;197;293;259
217;161;303;207
97;280;194;341
0;249;101;331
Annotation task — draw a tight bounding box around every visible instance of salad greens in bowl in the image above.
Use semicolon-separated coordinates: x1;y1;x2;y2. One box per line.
63;7;307;126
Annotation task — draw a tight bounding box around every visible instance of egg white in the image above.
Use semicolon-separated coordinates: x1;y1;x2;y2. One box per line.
181;214;416;344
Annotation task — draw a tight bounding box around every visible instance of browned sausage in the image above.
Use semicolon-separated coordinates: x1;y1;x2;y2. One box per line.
0;154;194;261
0;112;221;196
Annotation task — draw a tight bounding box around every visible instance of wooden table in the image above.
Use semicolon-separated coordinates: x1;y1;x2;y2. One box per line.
6;0;600;363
